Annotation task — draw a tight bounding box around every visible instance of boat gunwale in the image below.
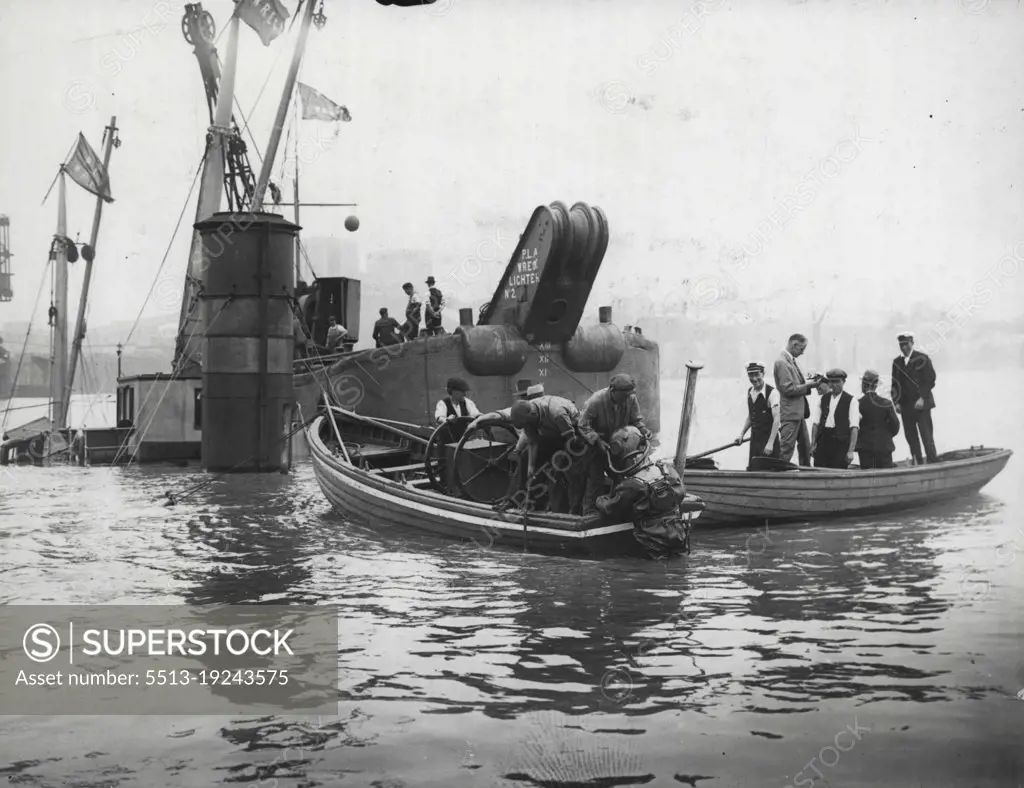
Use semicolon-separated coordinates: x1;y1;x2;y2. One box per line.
306;415;643;539
682;447;1012;483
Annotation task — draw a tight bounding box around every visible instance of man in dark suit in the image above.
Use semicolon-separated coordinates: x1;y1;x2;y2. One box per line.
856;368;901;469
773;333;824;465
890;331;938;464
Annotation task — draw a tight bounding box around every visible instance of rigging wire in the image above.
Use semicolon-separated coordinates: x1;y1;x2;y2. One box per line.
121;151;205;349
0;257;54;435
116;299;233;468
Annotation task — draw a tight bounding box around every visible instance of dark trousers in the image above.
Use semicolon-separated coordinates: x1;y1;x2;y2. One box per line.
424;315;443;336
900;407;937;464
857;450;893;469
581;442;612;515
748;428;781;465
813;430;850;469
402;321;420;340
519;436;586;514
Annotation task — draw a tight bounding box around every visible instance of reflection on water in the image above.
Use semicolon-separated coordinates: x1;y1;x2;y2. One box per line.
0;373;1021;787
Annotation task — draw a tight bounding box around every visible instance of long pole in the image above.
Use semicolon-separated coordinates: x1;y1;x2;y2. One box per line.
293;91;301;283
64;116;118;422
251;0;317;211
51;171;69;430
673;361;704;476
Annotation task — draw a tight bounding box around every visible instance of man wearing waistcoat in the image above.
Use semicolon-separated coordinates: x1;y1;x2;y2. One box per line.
424;276;446;336
773;333;824;465
810;368;860;469
736;361;781;469
433;377;480;426
890;331;938;464
856;368;901;469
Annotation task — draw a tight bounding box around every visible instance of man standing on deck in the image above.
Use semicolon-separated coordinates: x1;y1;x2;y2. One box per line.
325;315;348;352
401;282;422;340
856;369;901;469
809;368;860;469
890;332;938;464
773;333;823;465
424;276;446;336
735;361;781;469
372;307;403;347
578;374;653;515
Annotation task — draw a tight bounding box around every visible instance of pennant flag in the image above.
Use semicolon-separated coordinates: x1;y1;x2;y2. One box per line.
297;82;352;122
236;0;290;47
64;133;113;203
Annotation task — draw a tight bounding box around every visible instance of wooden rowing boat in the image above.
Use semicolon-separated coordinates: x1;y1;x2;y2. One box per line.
305;410;705;558
683;446;1013;527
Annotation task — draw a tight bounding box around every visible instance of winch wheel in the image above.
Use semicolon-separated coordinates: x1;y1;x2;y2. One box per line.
424;416;475;493
451;418;520;504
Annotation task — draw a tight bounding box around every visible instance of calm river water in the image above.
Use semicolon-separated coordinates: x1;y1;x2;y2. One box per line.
0;370;1021;787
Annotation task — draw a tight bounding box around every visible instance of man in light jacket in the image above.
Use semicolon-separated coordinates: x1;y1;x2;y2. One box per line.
773;333;823;465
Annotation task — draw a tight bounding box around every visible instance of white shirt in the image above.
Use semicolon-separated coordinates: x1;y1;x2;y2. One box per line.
748;385;780;448
749;385;781;409
326;323;347;348
434;396;480;423
811;389;861;430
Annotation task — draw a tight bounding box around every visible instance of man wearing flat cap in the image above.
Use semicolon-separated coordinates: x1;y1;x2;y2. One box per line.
890;332;938;464
506;394;583;513
424;276;446;336
736;362;781;468
578;373;653;514
856;369;901;469
434;377;480;426
810;368;860;469
773;333;824;465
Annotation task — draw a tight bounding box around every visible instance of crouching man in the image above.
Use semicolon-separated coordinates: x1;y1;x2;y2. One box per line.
501;395;585;513
594;426;700;558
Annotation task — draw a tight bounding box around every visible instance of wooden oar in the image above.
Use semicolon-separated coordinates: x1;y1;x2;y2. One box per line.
687;437;750;461
327;406;431;447
371;415;433;432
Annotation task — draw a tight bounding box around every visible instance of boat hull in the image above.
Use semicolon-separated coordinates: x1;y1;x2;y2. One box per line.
307;415;689;559
684;447;1013;527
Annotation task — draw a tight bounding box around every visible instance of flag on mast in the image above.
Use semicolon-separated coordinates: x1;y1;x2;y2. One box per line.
236;0;290;47
297;82;352;122
64;133;113;203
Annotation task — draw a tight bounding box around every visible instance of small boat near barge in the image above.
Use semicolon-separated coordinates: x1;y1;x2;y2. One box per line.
306;406;706;559
684;446;1013;528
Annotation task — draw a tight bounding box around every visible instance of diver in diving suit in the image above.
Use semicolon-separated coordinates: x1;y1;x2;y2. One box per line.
595;426;693;558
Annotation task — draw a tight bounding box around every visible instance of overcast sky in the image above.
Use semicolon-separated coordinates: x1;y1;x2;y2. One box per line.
0;0;1021;338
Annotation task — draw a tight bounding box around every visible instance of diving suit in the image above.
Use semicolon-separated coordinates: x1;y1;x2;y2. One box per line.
595;426;694;558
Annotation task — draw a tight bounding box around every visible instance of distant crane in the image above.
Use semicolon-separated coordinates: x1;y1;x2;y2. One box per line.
0;215;11;302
